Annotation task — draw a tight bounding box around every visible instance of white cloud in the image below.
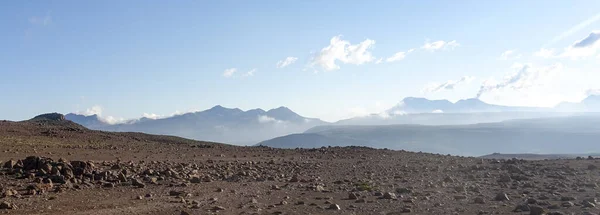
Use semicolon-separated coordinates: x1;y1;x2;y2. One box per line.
83;105;103;116
421;40;460;51
102;116;127;125
310;35;376;71
586;88;600;96
223;68;236;78
432;109;444;113
223;68;255;78
560;31;600;58
422;76;476;93
477;63;563;98
500;50;522;60
257;115;283;124
534;48;556;58
375;58;383;64
546;13;600;46
386;49;414;62
77;105;127;125
29;15;52;26
243;68;256;77
142;113;161;119
276;57;298;68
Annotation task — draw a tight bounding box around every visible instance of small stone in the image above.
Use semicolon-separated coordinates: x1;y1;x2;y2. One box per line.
271;185;281;190
3;160;16;169
169;190;184;196
132;178;145;188
212;206;226;211
348;192;359;200
561;201;574;208
495;193;510;201
0;201;15;209
383;192;397;199
529;205;546;215
136;196;143;200
583;200;596;208
190;177;201;183
327;204;341;210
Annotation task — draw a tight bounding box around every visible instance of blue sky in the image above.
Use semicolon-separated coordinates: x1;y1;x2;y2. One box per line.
2;1;600;122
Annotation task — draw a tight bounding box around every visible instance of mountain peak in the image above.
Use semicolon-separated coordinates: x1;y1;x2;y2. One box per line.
31;113;66;121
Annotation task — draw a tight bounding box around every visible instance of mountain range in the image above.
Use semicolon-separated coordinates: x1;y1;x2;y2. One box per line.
65;95;600;146
66;105;326;145
258;114;600;156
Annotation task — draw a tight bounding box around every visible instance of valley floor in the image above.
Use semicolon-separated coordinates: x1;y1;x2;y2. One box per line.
1;121;600;214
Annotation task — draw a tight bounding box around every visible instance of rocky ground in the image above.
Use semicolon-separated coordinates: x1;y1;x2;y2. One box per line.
1;115;600;214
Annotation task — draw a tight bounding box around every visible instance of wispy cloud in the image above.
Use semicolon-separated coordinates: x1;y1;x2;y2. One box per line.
533;48;556;58
223;68;237;78
422;76;475;93
477;63;563;98
500;50;522;60
421;40;460;51
276;57;298;68
223;68;255;78
309;35;376;71
243;68;256;77
386;49;415;63
546;13;600;46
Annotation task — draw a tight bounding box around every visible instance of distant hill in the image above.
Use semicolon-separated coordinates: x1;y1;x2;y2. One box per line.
1;113;222;148
66;105;328;145
555;95;600;112
337;96;600;126
385;97;546;114
259;114;600;156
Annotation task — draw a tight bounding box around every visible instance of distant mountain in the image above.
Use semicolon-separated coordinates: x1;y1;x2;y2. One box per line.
386;97;545;114
555;95;600;112
259;114;600;156
336;96;599;126
66;105;328;145
65;113;109;128
480;153;600;160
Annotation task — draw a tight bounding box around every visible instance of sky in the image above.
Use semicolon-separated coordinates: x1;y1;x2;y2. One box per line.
2;1;600;122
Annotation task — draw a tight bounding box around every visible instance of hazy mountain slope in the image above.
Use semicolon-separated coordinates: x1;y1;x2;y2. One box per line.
386;97;547;114
66;105;328;145
256;133;368;148
260;115;600;156
336;95;600;126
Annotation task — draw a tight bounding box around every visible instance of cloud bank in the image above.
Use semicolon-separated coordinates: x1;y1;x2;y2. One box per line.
310;35;376;71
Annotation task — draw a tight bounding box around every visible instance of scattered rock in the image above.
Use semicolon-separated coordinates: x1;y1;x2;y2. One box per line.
327;204;341;210
382;192;397;199
495;193;510;201
0;201;15;209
